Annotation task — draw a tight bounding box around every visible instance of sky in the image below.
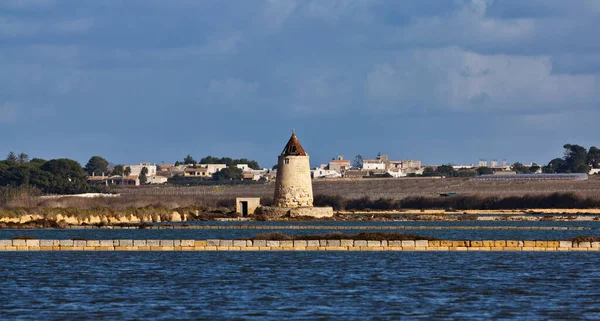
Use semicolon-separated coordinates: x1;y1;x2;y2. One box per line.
1;0;600;168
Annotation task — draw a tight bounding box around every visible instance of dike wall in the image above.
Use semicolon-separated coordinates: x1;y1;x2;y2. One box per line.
64;225;589;230
1;239;600;251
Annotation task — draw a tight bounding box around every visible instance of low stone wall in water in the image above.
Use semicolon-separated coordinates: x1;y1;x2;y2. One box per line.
1;239;599;251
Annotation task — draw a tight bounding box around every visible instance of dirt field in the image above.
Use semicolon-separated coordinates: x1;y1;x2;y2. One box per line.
113;176;600;200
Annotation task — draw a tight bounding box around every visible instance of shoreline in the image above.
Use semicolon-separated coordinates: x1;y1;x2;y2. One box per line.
338;209;600;215
1;239;599;251
1;208;600;229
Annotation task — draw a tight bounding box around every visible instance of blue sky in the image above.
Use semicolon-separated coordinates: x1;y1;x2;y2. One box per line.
1;0;599;168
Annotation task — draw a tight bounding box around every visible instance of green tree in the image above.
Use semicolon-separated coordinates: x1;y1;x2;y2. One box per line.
543;158;567;173
421;167;440;177
456;169;476;177
436;164;456;177
40;159;89;194
477;166;494;175
212;167;243;181
563;144;589;173
139;167;148;184
0;165;53;190
124;166;131;177
17;153;29;164
529;163;541;173
84;156;109;176
183;154;196;165
29;158;46;165
588;146;600;168
111;165;124;176
6;152;17;163
352;155;364;169
511;162;532;174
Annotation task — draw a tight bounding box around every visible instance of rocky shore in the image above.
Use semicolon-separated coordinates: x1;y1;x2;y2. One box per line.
1;211;600;229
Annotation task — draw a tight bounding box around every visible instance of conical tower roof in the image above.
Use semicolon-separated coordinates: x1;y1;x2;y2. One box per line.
281;130;308;156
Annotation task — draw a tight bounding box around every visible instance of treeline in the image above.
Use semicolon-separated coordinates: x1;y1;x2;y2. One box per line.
0;153;94;195
543;144;599;173
410;163;543;178
175;154;260;170
314;193;600;211
403;143;599;178
417;165;477;178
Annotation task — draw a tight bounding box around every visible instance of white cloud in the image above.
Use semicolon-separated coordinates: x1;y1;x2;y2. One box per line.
385;0;536;50
366;47;600;113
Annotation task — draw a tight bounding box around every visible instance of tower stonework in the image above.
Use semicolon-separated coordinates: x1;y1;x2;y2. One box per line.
273;131;314;208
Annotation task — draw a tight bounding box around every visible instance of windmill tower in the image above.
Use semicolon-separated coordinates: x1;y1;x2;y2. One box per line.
273;130;314;208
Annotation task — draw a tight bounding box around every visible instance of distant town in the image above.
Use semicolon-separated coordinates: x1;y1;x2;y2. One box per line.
81;143;600;186
0;143;597;194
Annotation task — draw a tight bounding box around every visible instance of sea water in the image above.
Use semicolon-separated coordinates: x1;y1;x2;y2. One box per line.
1;251;599;320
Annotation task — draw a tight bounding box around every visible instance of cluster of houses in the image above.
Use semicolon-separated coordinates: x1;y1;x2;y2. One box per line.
88;162;274;186
87;153;599;186
311;155;422;178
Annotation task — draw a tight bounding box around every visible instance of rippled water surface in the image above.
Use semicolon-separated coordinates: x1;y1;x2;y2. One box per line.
1;221;599;240
1;252;599;320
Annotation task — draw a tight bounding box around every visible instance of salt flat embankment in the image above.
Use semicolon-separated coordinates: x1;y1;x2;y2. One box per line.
2;239;599;251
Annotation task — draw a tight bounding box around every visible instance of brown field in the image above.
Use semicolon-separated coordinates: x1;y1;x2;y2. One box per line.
112;176;600;200
3;176;598;212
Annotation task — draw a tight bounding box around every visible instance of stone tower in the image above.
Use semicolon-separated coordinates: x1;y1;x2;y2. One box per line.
273;130;314;208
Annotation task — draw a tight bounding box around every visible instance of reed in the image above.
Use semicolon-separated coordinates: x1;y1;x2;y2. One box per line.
314;192;600;210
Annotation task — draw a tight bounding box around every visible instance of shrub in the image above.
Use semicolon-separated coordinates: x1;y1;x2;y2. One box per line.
313;193;600;211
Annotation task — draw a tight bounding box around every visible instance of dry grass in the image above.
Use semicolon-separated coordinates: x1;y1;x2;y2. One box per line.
111;175;600;199
314;193;600;211
3;176;599;212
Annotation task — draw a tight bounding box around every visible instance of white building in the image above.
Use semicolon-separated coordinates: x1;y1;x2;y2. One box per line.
387;169;407;178
452;165;476;170
202;164;227;175
362;160;386;170
146;176;168;184
236;164;250;171
362;155;421;172
311;168;342;179
126;163;157;177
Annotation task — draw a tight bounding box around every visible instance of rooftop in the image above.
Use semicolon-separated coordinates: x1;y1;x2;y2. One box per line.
281;130;308;156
